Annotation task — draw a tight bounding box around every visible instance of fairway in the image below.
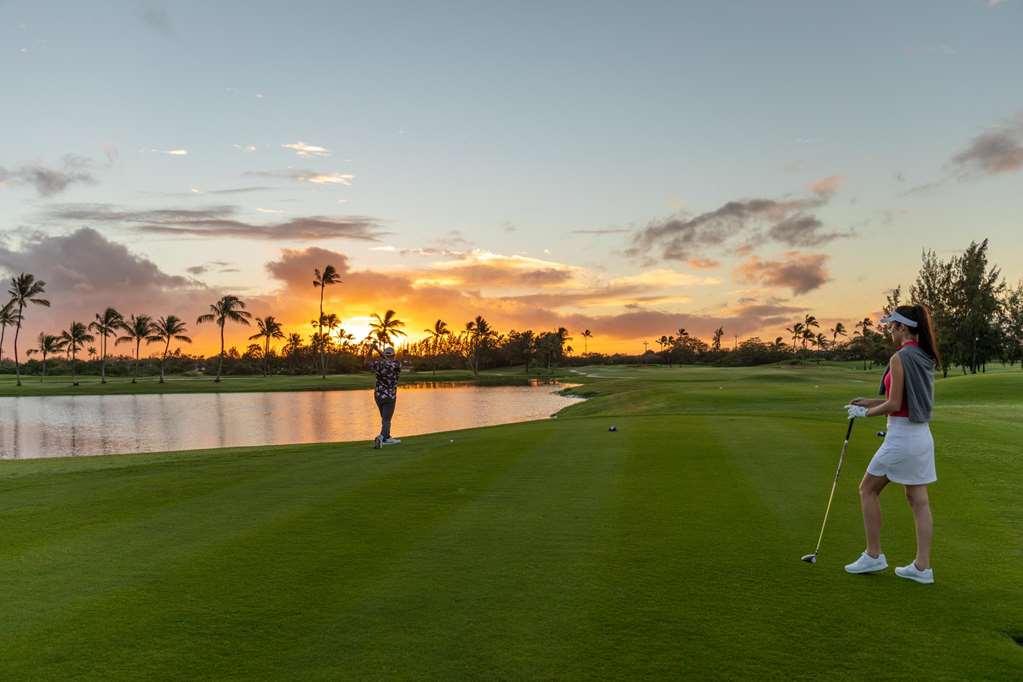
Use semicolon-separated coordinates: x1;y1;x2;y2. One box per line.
1;365;1021;679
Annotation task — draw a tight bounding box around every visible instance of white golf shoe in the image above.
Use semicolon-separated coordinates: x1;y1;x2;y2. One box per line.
844;552;888;574
382;437;401;446
895;562;934;584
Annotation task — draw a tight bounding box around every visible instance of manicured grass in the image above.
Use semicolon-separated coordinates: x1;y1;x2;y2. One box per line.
0;368;556;397
1;365;1021;678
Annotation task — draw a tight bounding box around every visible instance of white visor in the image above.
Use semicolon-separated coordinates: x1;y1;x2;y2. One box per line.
880;311;918;328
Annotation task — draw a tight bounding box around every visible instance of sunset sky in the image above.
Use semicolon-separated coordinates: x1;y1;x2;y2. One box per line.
2;1;1022;355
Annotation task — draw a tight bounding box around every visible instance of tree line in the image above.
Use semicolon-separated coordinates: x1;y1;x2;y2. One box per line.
2;241;1020;384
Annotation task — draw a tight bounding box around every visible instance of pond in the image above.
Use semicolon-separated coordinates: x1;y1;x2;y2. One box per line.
0;384;584;459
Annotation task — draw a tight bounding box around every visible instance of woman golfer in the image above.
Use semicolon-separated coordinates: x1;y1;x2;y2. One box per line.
844;305;939;584
370;346;401;449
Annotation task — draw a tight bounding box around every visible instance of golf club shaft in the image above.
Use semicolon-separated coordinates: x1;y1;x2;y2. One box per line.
811;418;856;557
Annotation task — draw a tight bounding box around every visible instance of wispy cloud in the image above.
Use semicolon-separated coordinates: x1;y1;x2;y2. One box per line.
46;203;386;241
0;155;97;197
138;6;175;36
734;252;830;294
628;189;844;263
570;228;631;235
282;141;330;157
246;169;354;185
950;112;1023;176
149;148;188;156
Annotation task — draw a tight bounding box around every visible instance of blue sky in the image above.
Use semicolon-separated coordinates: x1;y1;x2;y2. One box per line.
2;1;1021;351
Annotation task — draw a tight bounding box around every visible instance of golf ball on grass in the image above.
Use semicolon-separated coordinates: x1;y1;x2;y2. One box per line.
608;425;617;432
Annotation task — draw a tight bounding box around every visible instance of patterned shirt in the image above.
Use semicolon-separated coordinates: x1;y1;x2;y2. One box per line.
370;358;401;400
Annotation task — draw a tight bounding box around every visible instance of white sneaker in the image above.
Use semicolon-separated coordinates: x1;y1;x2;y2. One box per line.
382;437;401;446
844;552;888;574
895;562;934;584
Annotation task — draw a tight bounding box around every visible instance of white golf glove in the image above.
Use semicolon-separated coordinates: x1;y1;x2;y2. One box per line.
845;404;869;419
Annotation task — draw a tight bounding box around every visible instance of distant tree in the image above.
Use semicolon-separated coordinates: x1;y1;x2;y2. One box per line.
197;295;252;382
26;333;62;382
8;273;50;386
150;315;193;383
0;300;20;364
711;327;724;351
425;319;451;374
249;316;285;376
581;329;593;355
853;318;874;370
785;321;804;353
87;346;97;360
116;314;156;383
829;322;847;346
313;265;342;379
59;321;95;386
89;307;123;384
370;309;407;347
283;332;304;372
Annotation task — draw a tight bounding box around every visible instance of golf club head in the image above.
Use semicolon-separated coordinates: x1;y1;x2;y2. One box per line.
800;553;817;564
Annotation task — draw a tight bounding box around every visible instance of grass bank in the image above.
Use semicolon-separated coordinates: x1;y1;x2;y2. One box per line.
1;364;1020;678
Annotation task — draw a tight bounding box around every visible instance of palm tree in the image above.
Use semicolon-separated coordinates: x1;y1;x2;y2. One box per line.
829;322;847;345
801;315;819;351
26;333;62;382
424;319;450;374
87;346;97;360
7;273;50;386
370;309;407;346
581;329;593;355
854;317;874;370
196;295;252;382
0;300;21;364
785;321;804;353
116;314;156;383
59;322;95;386
283;332;304;372
313;265;342;378
150;315;192;383
89;307;123;384
248;316;285;376
466;316;497;375
814;332;828;365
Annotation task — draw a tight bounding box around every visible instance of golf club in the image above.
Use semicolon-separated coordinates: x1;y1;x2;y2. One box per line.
801;417;857;564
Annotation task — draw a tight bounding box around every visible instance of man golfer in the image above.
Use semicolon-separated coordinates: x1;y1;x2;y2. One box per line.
370;346;401;449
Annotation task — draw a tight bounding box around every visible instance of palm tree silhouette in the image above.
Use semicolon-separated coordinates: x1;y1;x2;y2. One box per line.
785;321;805;353
7;273;50;386
249;316;285;376
197;295;252;382
150;316;192;383
829;321;847;345
87;346;97;360
801;315;820;352
116;314;156;384
313;265;342;379
26;333;62;383
424;319;450;374
89;307;123;384
854;317;874;370
60;321;95;386
370;309;406;347
0;300;21;365
581;329;593;355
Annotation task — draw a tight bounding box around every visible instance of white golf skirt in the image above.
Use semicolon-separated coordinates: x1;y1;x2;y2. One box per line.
867;417;936;485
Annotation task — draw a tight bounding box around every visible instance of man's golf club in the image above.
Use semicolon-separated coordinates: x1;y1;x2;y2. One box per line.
801;417;857;564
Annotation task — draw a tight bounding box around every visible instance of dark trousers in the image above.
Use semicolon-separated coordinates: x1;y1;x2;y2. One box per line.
375;396;396;440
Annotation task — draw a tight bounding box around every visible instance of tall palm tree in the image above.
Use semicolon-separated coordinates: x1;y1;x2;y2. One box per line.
87;346;97;360
59;322;95;386
854;317;874;370
370;309;407;346
248;316;285;376
8;273;50;386
581;329;593;355
467;316;498;375
0;300;21;364
150;315;192;383
829;322;847;345
26;333;63;383
424;319;450;374
116;314;156;383
283;332;304;371
814;332;828;365
196;295;252;382
89;307;123;384
785;321;804;353
313;265;342;379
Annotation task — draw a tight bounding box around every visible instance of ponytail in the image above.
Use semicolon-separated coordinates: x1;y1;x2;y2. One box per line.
895;304;941;366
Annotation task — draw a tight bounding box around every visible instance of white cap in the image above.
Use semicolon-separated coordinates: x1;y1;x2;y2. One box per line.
879;311;918;328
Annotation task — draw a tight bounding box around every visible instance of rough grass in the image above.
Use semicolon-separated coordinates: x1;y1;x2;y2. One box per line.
1;364;1020;679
